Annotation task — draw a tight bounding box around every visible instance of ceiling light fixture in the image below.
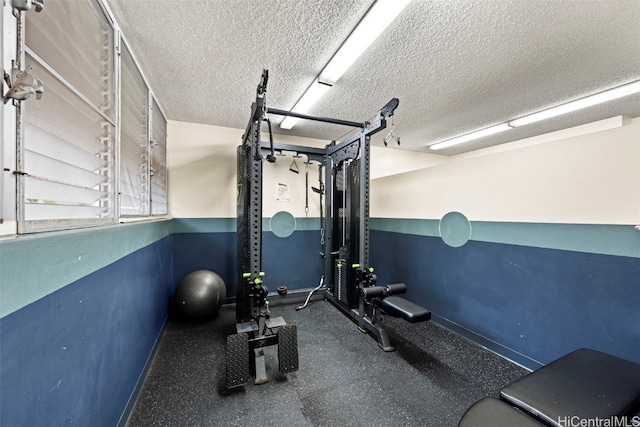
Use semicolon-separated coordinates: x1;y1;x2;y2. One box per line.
319;0;412;85
429;79;640;151
280;0;412;129
509;80;640;127
280;80;331;129
429;123;513;151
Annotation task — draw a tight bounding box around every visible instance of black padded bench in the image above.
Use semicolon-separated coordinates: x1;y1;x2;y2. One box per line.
381;295;431;323
459;397;546;427
501;348;640;426
361;283;431;323
459;348;640;427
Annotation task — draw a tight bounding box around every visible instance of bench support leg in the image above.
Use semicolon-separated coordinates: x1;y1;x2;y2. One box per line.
357;317;394;352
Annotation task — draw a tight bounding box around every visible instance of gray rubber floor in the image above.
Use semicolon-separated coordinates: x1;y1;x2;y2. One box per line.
127;297;527;426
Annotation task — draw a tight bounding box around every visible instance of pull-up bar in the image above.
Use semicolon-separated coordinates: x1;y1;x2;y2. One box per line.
267;108;364;129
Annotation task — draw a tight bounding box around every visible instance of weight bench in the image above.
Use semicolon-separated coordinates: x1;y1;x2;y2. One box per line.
361;283;431;323
381;296;431;323
351;282;431;351
459;397;546;427
459;348;640;427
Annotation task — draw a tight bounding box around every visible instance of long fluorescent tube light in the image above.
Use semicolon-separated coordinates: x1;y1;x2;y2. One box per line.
429;123;513;151
509;80;640;127
319;0;412;85
280;79;331;129
280;0;412;129
428;79;640;150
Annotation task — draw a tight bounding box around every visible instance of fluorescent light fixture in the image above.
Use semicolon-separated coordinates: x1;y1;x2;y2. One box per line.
428;79;640;151
429;123;513;151
509;80;640;127
280;0;412;129
319;0;412;85
280;79;331;129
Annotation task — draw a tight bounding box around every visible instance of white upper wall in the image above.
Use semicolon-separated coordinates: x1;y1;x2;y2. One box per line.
168;116;639;224
167;120;443;218
371;116;640;224
167;121;237;218
370;146;448;179
167;121;325;218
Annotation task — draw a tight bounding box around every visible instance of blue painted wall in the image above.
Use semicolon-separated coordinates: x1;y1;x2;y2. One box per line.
171;217;640;370
2;216;636;425
0;221;174;426
370;220;640;369
172;217;324;301
173;231;236;298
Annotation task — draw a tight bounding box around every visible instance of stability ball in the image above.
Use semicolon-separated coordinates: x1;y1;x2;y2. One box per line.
173;270;226;320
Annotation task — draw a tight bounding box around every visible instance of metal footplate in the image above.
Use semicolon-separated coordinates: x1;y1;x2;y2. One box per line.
226;319;298;388
226;333;250;388
278;324;299;373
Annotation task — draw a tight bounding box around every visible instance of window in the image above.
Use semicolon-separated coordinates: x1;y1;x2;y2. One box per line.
4;0;168;234
120;44;150;216
150;99;167;216
22;0;116;231
1;3;17;235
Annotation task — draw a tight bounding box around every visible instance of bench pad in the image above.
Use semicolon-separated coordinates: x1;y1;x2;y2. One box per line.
380;296;431;323
500;348;640;427
458;397;545;427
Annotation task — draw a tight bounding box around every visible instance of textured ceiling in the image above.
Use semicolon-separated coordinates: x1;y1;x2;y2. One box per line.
105;0;640;155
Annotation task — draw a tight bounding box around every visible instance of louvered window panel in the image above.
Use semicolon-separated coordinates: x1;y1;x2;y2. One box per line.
23;0;116;231
120;45;149;216
151;99;167;216
25;0;115;121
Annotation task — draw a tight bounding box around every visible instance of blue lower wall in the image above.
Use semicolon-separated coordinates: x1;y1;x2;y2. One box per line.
173;222;324;301
262;231;325;291
370;227;640;369
2;216;637;425
0;217;327;426
173;231;236;299
0;222;174;427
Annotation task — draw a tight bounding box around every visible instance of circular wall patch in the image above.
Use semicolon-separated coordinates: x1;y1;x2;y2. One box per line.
270;211;296;238
439;211;472;247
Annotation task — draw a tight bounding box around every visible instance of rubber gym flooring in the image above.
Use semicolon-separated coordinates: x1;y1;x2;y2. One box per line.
127;295;528;426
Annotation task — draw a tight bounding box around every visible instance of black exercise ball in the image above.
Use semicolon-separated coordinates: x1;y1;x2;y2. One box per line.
173;270;226;320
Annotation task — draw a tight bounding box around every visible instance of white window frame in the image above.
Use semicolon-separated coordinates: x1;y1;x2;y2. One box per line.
117;34;168;220
0;0;168;236
119;38;151;218
19;0;118;233
1;3;19;235
149;97;167;217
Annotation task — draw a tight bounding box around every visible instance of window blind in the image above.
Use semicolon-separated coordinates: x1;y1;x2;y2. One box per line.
119;45;149;216
151;99;167;216
25;0;115;121
23;0;115;231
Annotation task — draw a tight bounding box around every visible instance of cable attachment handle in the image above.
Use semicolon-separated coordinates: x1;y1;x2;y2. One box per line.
289;156;300;174
383;115;401;146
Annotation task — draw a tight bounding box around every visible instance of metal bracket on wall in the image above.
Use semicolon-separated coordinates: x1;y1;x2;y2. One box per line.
12;0;44;12
3;66;44;104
